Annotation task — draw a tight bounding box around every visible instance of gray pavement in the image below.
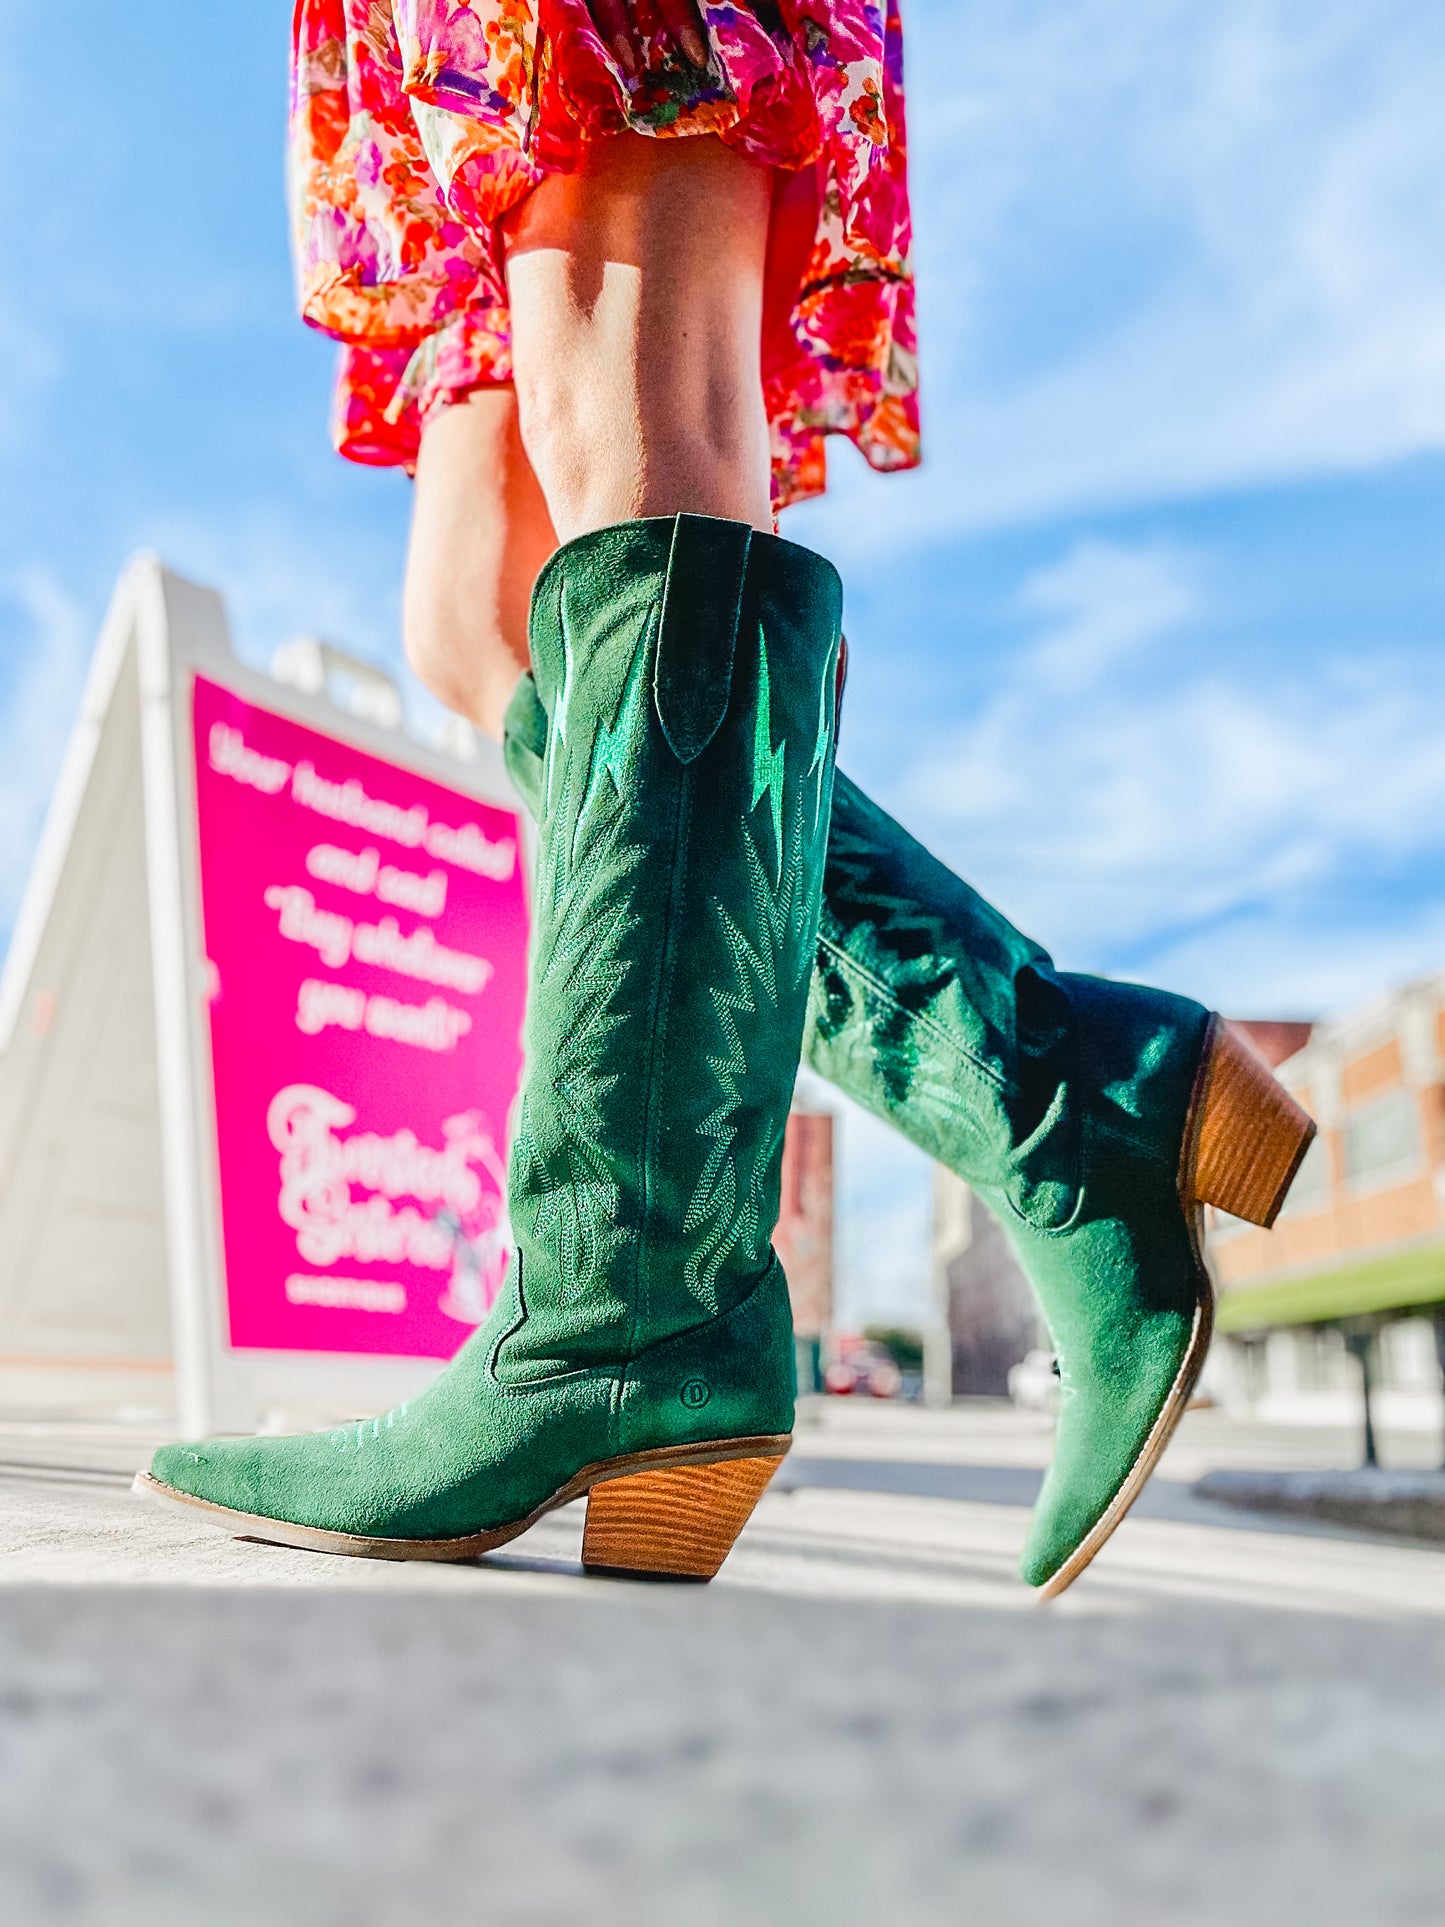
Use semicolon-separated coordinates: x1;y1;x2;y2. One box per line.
1;1400;1443;1924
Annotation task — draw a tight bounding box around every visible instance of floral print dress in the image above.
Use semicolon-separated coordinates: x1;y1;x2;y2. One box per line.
291;0;918;509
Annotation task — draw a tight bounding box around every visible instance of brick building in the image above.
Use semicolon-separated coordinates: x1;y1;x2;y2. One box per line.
773;1109;834;1394
1208;977;1445;1428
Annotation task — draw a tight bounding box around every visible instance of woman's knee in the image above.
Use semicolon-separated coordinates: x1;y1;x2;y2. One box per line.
402;564;530;740
400;566;472;714
402;389;541;726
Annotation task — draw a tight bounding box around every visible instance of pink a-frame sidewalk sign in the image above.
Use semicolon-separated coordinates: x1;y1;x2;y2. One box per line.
0;558;532;1436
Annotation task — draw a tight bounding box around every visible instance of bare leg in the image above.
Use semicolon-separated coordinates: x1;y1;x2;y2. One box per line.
405;132;774;736
402;385;557;739
503;132;773;541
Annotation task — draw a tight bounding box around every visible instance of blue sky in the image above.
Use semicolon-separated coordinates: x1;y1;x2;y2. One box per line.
3;1;1444;1324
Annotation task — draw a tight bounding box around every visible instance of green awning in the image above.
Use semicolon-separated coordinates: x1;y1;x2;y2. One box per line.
1217;1241;1445;1333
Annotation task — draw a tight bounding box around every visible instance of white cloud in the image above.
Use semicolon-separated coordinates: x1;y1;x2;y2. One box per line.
899;535;1445;1014
793;0;1445;556
1016;539;1197;690
1140;899;1445;1022
139;505;410;684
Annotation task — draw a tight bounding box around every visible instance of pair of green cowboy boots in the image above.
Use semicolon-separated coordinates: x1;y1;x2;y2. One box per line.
139;515;1313;1594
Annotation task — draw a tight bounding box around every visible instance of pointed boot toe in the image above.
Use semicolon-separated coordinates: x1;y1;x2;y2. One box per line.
144;1440;215;1503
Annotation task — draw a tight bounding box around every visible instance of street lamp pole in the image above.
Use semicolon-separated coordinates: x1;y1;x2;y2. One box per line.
1344;1326;1379;1470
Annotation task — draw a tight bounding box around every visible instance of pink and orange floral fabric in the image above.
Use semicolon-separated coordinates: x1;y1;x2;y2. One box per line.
290;0;918;508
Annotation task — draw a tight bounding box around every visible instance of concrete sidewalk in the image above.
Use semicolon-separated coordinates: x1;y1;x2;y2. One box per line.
1;1401;1442;1924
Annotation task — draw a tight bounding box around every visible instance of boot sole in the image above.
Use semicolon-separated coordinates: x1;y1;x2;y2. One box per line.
134;1434;790;1581
1036;1015;1315;1601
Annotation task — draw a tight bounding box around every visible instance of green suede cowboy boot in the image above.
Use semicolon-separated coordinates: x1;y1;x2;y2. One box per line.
806;781;1313;1595
504;687;1314;1596
138;514;843;1578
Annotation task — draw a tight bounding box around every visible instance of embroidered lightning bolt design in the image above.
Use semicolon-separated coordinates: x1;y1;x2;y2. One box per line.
805;638;836;827
511;648;646;1296
580;639;649;823
684;815;809;1302
544;599;576;813
751;630;787;883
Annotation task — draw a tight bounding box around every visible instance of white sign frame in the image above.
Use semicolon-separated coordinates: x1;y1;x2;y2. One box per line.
0;556;532;1437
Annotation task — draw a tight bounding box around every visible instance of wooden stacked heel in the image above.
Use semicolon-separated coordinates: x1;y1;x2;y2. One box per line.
1189;1018;1317;1228
581;1452;785;1580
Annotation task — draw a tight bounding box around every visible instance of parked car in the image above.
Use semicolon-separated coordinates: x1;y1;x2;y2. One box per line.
1007;1348;1062;1414
825;1335;904;1399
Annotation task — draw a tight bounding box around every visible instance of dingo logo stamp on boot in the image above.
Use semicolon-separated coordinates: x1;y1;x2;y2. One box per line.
679;1378;711;1410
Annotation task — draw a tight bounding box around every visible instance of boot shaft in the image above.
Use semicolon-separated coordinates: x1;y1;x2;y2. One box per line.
507;688;1207;1225
502;515;843;1380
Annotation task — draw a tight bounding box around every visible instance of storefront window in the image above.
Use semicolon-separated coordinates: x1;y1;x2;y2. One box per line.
1342;1089;1420;1189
